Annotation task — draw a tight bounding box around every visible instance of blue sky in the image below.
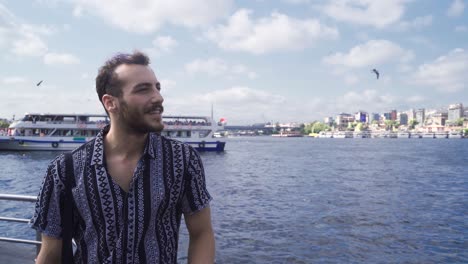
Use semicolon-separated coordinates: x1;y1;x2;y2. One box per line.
0;0;467;125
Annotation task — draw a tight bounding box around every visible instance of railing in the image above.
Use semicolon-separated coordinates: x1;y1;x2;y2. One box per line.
0;194;41;254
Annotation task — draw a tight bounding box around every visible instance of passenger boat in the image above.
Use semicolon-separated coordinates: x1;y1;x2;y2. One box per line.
272;131;304;137
448;131;463;138
0;113;225;152
397;132;410;138
434;132;448;139
421;132;435;139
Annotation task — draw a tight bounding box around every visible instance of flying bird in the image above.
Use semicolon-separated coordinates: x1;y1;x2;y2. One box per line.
36;80;43;86
372;69;379;79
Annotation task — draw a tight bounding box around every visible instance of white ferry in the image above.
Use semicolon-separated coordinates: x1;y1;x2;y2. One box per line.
434;132;448;139
272;131;304;137
0;113;225;152
161;115;225;151
397;132;410;138
448;131;463;139
421;132;435;139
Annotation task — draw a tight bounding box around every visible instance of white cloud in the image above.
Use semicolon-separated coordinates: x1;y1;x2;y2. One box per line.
406;95;425;103
282;0;310;4
344;74;359;85
455;25;467;32
195;86;285;104
73;6;83;17
70;0;233;33
160;79;177;92
0;3;49;56
145;36;178;56
43;52;80;65
205;9;338;54
1;76;27;84
323;0;409;28
323;39;413;68
447;0;465;17
335;89;397;113
164;86;288;123
397;15;433;31
411;48;468;92
185;58;257;79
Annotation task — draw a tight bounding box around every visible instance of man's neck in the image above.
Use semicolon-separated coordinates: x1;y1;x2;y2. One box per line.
104;125;148;160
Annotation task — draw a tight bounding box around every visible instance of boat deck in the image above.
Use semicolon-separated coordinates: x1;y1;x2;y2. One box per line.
0;241;36;263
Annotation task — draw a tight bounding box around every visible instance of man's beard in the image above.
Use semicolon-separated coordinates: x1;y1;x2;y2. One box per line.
118;99;164;134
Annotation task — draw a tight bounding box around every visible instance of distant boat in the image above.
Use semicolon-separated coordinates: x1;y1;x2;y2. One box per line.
272;131;303;137
448;131;463;139
0;113;226;151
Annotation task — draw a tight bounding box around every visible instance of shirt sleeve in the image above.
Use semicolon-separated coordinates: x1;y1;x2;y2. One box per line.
29;155;66;238
181;146;212;215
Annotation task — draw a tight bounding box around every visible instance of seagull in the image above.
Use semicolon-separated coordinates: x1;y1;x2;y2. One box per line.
372;69;379;79
36;80;43;86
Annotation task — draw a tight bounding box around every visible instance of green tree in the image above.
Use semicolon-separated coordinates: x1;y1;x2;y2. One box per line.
456;118;464;126
409;119;418;130
0;120;10;128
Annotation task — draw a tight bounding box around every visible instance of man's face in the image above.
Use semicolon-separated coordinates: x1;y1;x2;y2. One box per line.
114;64;164;133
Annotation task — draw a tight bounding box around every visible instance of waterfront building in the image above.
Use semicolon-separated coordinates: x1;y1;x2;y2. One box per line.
324;117;334;126
428;112;448;126
416;108;425;126
398;113;408;125
448;103;464;122
383;112;391;121
390;110;397;121
405;109;416;120
354;111;368;123
369;113;380;123
336;113;354;130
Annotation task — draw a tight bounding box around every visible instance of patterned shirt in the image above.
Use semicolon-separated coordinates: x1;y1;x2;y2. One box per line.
30;127;212;263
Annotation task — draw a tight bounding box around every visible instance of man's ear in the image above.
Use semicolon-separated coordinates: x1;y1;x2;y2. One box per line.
102;94;118;113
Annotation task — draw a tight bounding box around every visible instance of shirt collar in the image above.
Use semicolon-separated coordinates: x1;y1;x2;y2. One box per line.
91;125;156;166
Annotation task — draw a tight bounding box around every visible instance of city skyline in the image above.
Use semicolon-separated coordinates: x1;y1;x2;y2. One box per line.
0;1;467;125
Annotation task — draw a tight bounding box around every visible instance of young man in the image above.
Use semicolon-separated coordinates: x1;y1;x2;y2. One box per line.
30;51;215;263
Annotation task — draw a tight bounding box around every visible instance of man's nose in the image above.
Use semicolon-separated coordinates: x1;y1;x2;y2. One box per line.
151;87;164;103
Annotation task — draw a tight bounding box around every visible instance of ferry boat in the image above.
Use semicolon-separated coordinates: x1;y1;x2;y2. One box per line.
397;132;410;138
421;132;435;139
318;131;333;138
272;131;304;137
448;131;463;138
332;131;353;138
0;113;225;152
434;132;448;139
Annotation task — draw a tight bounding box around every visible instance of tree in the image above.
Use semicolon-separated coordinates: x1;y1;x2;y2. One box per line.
0;120;10;128
456;118;464;126
409;119;418;130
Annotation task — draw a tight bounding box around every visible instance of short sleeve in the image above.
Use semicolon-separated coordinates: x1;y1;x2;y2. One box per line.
181;147;212;215
29;155;66;238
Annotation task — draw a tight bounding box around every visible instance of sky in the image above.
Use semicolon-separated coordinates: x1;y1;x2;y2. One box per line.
0;0;467;125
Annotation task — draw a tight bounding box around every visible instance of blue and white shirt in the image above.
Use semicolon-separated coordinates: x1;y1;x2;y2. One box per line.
30;127;212;263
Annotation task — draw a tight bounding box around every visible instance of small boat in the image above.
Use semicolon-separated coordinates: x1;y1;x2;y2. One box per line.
448;132;463;139
434;132;448;139
397;132;410;138
272;131;304;137
421;132;435;139
0;113;226;152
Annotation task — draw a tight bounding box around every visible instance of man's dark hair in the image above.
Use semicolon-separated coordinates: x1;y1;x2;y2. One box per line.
95;51;150;104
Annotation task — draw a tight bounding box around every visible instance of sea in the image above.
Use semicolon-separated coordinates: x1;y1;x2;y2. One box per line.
0;137;467;263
